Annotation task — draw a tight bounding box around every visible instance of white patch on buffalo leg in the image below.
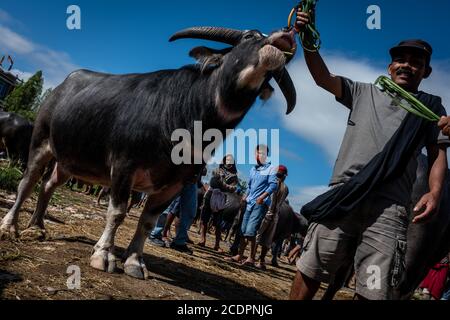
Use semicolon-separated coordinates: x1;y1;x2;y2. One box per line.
90;200;127;272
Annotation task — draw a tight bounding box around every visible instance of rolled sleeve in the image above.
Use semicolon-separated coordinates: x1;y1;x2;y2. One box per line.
335;76;365;110
264;171;278;196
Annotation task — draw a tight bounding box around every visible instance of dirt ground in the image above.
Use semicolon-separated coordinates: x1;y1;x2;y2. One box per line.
0;185;354;300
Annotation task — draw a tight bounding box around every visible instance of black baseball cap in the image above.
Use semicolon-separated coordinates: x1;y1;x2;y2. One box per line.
390;39;433;65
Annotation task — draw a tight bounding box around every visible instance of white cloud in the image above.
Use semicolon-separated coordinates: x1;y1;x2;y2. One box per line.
0;25;34;54
31;49;79;89
8;68;33;82
280;147;303;162
271;54;450;163
0;10;79;89
289;185;330;209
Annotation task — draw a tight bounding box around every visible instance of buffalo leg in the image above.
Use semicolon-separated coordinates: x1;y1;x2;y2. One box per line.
123;200;171;280
0;142;53;239
20;162;69;240
90;167;132;273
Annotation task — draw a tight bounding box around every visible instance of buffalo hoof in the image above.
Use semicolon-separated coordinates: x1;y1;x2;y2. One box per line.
124;256;149;280
0;225;19;241
20;227;46;242
90;250;119;274
90;251;108;272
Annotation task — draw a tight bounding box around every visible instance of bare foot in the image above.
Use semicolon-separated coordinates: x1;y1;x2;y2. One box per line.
225;255;243;263
241;259;256;267
255;262;267;270
214;247;225;253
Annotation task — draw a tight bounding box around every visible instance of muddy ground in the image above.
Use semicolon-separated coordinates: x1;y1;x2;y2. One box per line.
0;184;354;300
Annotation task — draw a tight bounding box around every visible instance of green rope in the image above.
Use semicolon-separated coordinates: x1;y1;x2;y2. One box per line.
299;0;321;52
288;0;321;52
375;76;440;122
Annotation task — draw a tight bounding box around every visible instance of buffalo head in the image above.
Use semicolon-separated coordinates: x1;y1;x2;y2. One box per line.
170;26;297;115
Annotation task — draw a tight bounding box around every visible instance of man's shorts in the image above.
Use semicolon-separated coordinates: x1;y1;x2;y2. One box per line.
241;204;268;237
297;191;409;300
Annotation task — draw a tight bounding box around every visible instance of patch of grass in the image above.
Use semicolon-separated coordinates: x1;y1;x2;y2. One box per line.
0;161;23;192
0;248;22;262
48;190;67;207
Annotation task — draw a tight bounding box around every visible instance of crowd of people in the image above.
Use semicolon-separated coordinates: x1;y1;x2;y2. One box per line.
146;144;298;270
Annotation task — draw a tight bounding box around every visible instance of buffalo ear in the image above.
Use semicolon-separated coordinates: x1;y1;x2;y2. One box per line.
189;46;232;72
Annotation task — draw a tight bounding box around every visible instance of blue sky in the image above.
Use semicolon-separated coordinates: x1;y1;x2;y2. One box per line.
1;0;450;209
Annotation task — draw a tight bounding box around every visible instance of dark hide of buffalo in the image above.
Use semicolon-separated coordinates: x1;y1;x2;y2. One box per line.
0;111;33;168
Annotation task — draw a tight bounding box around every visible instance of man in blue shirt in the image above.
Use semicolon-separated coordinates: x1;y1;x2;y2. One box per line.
226;145;278;267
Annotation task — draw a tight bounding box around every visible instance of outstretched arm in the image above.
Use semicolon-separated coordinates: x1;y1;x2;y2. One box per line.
296;11;342;98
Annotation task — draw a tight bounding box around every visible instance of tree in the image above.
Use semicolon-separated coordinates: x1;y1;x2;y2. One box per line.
3;71;44;121
33;88;53;112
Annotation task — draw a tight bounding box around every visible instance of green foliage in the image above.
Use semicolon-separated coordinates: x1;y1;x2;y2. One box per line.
3;71;44;121
0;161;23;192
33;88;53;112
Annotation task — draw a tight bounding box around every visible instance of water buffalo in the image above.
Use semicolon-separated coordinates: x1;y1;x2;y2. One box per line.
0;111;33;167
0;26;297;280
268;202;308;265
222;192;243;235
273;202;309;242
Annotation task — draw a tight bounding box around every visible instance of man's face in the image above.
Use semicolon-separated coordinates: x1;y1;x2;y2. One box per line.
255;149;268;165
389;50;429;92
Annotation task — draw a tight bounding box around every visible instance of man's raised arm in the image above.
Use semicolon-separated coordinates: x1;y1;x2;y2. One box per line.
296;10;342;98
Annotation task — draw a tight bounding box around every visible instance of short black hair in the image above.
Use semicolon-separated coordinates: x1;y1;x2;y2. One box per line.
256;144;269;154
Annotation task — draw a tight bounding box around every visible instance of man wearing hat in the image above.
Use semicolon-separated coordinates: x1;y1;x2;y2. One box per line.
290;10;449;300
255;165;290;270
